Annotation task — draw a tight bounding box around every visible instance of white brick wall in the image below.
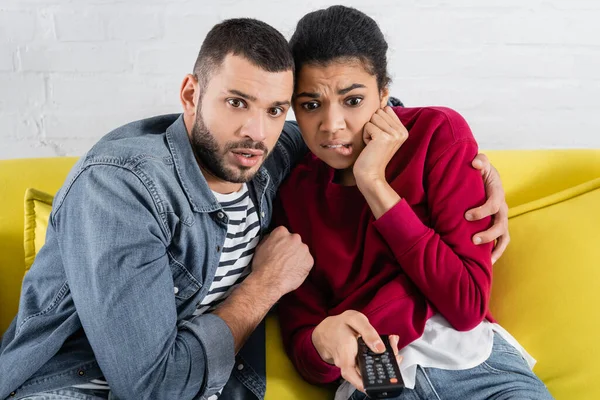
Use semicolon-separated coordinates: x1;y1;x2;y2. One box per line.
1;0;599;159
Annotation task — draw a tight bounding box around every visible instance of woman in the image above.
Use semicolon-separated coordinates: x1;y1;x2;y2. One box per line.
276;6;553;400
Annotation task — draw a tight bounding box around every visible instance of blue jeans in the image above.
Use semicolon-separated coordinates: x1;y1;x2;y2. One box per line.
18;388;109;400
350;333;553;400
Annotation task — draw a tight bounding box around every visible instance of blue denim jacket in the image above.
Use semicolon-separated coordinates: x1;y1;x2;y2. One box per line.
0;114;307;400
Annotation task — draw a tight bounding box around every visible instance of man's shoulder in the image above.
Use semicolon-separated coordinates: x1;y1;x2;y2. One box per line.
82;114;180;169
55;114;183;210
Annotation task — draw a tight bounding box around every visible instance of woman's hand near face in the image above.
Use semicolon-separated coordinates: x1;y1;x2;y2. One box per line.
354;106;408;219
353;106;409;187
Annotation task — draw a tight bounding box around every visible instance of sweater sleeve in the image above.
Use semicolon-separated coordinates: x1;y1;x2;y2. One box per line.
373;111;494;331
272;196;341;384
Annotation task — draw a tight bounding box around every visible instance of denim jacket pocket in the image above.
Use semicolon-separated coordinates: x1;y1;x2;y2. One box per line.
168;255;202;304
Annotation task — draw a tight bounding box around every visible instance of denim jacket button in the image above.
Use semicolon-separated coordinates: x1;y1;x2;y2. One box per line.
174;287;179;295
10;391;16;397
260;211;265;218
78;370;85;376
237;364;244;371
217;212;225;219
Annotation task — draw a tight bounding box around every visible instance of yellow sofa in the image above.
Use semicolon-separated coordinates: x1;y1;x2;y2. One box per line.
1;151;600;399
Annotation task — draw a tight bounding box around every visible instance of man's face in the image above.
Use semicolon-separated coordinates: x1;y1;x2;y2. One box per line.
191;54;294;184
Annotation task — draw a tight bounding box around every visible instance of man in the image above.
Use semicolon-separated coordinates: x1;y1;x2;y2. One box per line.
0;18;508;400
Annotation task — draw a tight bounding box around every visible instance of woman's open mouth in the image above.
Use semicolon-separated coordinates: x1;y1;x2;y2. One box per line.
321;143;353;156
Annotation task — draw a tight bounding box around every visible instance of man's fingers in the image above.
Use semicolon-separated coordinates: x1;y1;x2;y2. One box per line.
466;200;501;221
472;153;490;172
492;233;510;264
472;219;505;245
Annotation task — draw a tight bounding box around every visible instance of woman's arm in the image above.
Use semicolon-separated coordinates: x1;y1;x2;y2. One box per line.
355;107;494;331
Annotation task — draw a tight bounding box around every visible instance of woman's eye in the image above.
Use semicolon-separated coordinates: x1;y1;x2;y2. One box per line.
346;97;363;107
301;102;319;111
228;98;246;108
268;107;284;117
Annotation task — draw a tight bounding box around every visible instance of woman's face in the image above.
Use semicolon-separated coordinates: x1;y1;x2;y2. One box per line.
293;59;388;171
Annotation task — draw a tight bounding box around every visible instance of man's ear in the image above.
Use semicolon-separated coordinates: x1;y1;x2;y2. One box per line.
380;87;390;108
180;74;200;117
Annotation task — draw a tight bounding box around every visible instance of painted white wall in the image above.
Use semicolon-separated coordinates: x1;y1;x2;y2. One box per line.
1;0;599;159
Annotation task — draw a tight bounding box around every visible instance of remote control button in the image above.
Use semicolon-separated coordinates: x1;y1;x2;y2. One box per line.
390;378;398;383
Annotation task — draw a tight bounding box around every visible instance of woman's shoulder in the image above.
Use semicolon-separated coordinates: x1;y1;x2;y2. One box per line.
393;106;476;144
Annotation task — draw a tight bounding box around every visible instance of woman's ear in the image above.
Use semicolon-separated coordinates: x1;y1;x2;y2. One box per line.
380;87;390;108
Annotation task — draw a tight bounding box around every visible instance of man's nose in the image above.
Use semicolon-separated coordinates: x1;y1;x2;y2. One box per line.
240;112;266;142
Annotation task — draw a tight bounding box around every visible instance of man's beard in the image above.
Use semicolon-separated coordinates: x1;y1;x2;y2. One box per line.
190;111;269;184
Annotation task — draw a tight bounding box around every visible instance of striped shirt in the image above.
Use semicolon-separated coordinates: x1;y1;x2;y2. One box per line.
196;184;260;315
73;184;260;398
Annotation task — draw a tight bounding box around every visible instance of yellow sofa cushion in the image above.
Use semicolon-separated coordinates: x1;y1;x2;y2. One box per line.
490;177;600;400
484;149;600;208
0;157;78;334
265;314;333;399
23;188;54;273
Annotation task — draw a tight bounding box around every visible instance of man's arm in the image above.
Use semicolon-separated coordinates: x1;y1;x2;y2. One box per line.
468;153;510;264
213;226;313;353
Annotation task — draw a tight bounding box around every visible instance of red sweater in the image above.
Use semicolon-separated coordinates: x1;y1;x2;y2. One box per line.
275;106;494;385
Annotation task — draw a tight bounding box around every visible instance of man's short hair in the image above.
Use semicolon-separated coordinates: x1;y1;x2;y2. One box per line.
193;18;294;89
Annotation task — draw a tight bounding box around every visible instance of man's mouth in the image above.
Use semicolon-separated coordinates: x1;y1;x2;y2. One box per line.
230;149;264;167
231;149;264;157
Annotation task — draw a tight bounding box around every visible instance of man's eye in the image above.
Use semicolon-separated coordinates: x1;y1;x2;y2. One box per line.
301;102;319;111
268;107;284;117
228;98;246;108
346;97;363;107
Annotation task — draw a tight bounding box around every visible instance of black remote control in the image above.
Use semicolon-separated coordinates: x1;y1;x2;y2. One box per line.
357;335;404;398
